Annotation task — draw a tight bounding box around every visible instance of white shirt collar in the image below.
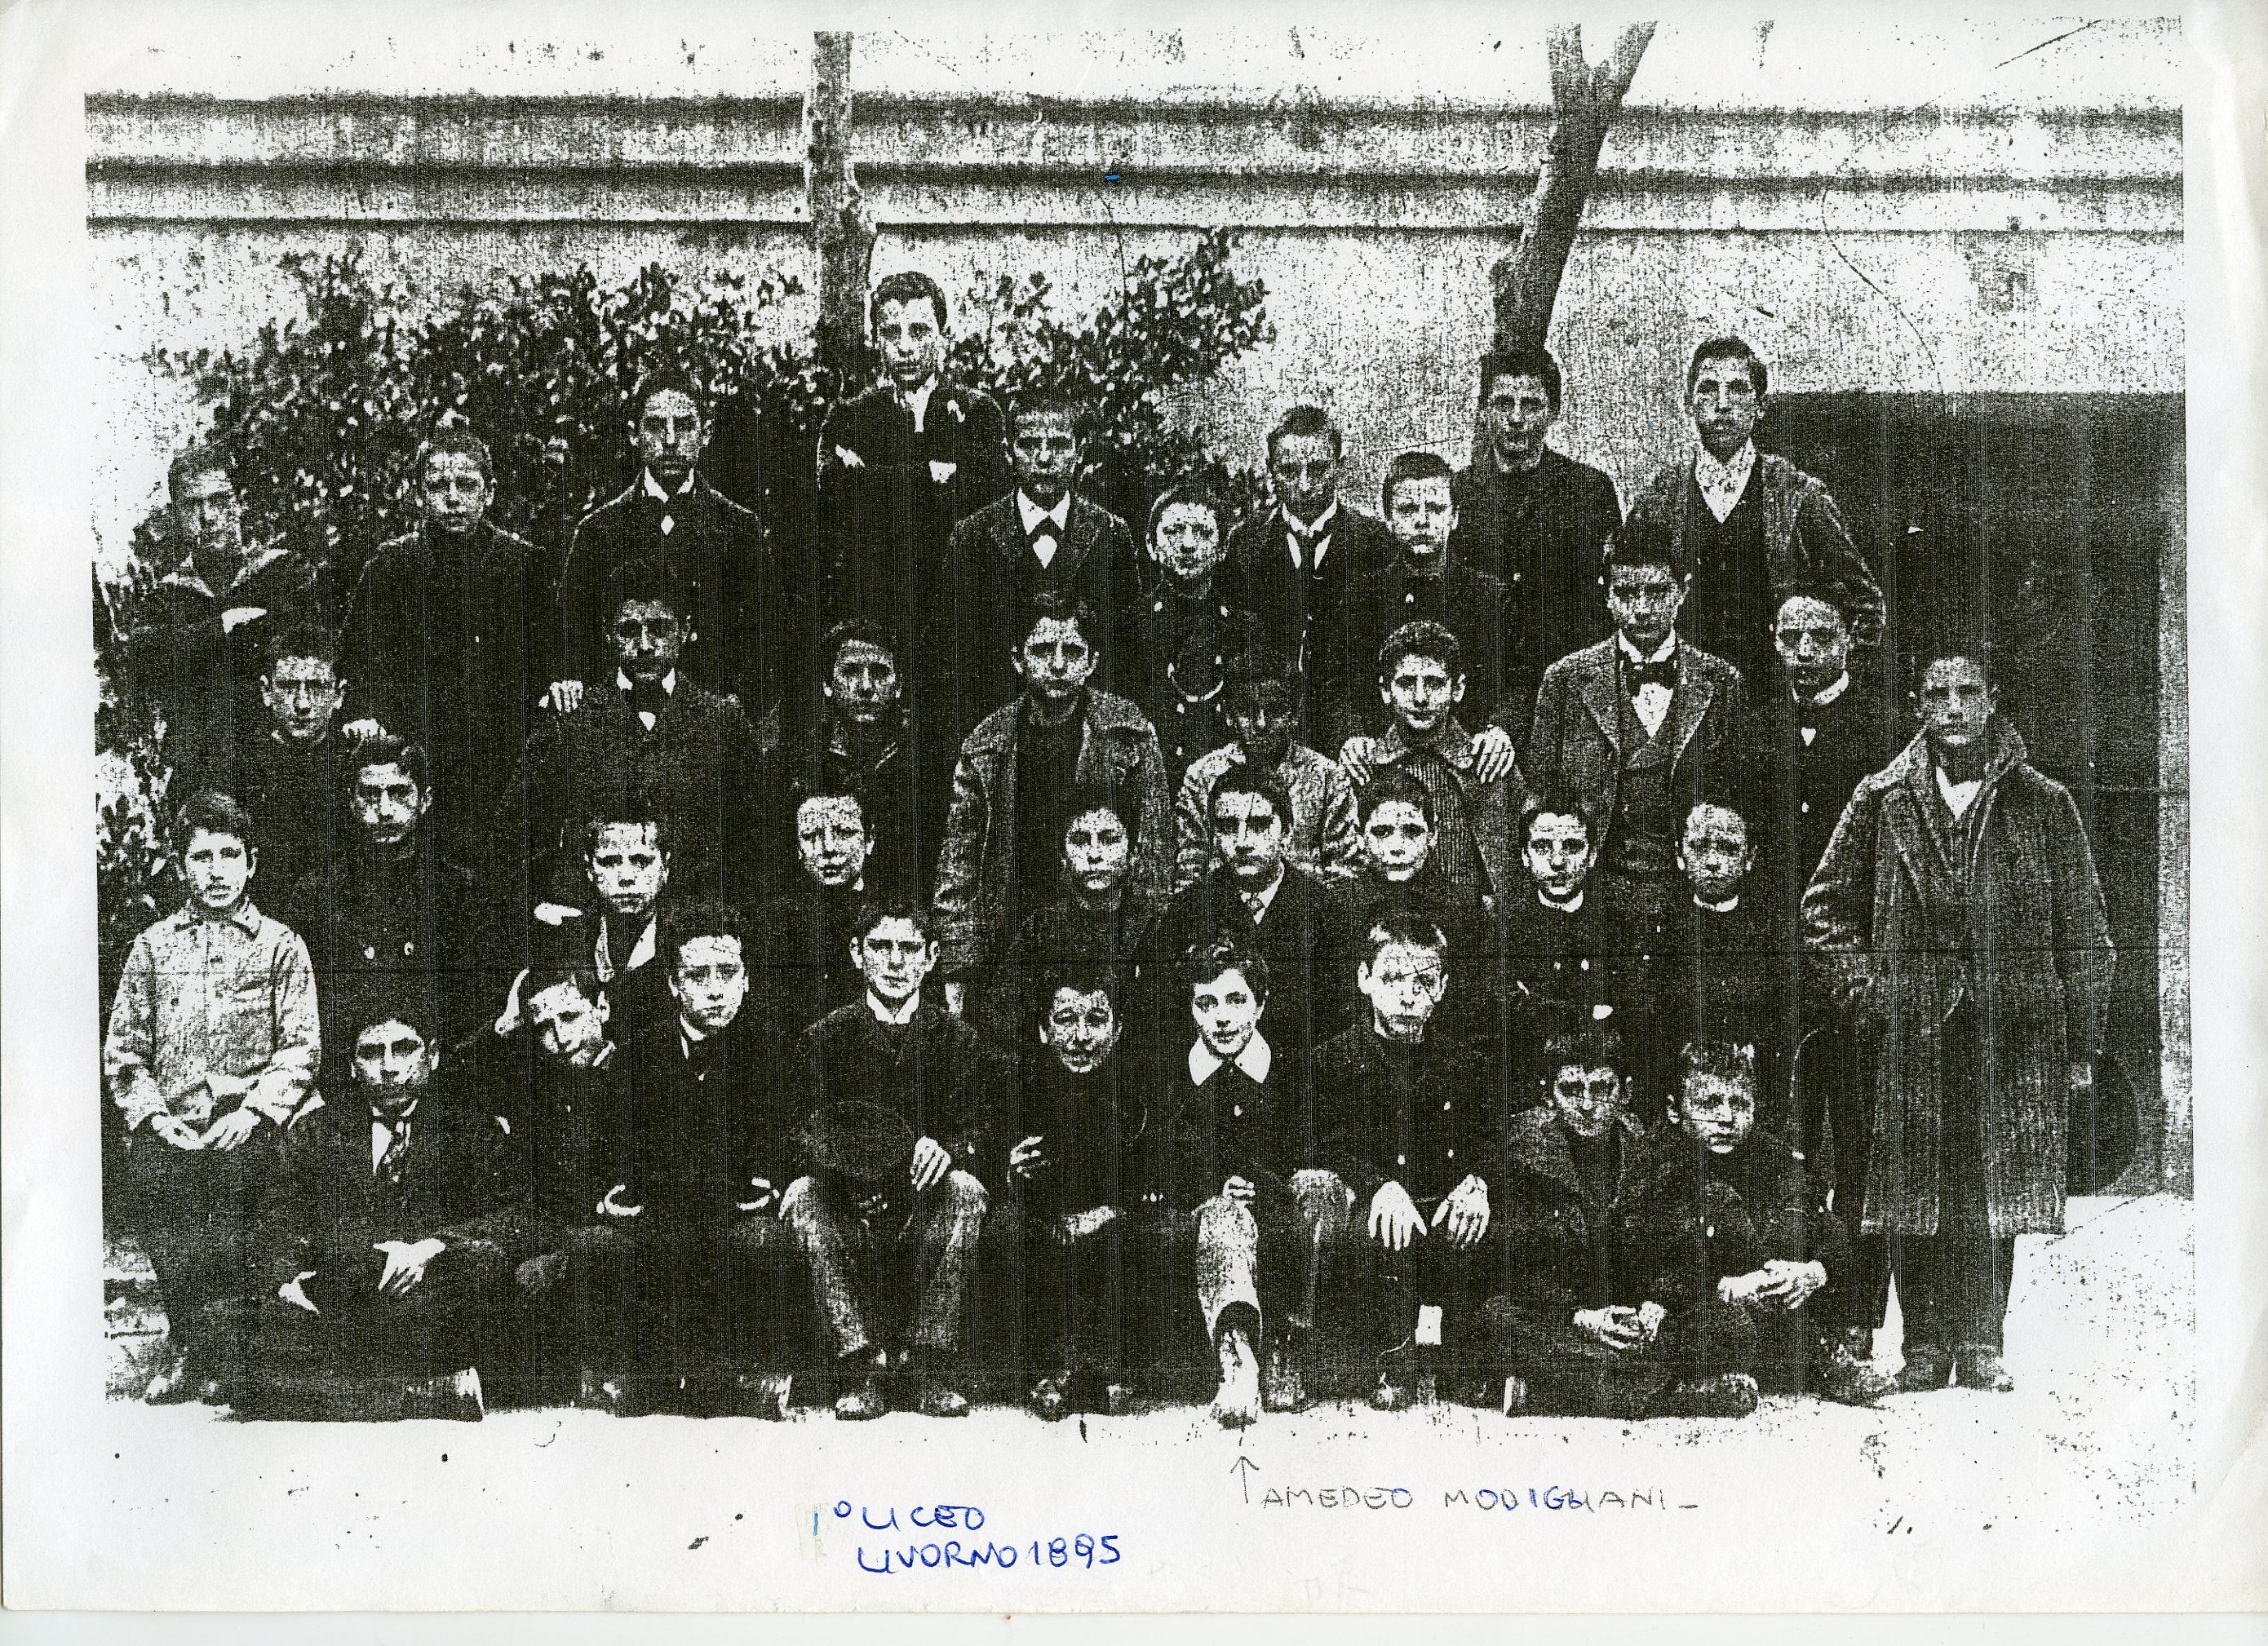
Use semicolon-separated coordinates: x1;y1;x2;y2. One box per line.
1284;501;1340;569
898;378;937;432
642;468;694;501
1935;765;1983;820
1694;892;1742;914
1537;887;1585;914
1230;862;1287;920
1189;1030;1274;1087
617;668;677;697
594;914;657;982
1017;491;1072;535
866;989;922;1026
1617;631;1678;667
1801;672;1852;710
1694;441;1758;520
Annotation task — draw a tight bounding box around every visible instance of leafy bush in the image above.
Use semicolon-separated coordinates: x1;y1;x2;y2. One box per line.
97;232;1274;957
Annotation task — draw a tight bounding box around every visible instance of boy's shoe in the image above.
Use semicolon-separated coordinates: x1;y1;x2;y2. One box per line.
1212;1327;1261;1429
143;1347;195;1405
1835;1325;1877;1359
1101;1382;1137;1416
1951;1344;2015;1392
1260;1338;1309;1413
575;1370;631;1414
1027;1376;1070;1423
1813;1339;1895;1406
1500;1374;1532;1417
734;1370;794;1421
1897;1344;1954;1392
914;1376;970;1418
1369;1371;1415;1412
1659;1372;1760;1418
834;1375;888;1421
401;1367;485;1422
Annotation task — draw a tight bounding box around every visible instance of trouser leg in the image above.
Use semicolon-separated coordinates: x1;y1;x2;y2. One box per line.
1936;1004;2015;1350
1655;1298;1760;1385
900;1170;988;1358
123;1134;270;1368
1482;1298;1669;1418
1193;1196;1262;1342
1287;1170;1351;1336
1819;1027;1891;1333
713;1214;807;1374
781;1175;879;1360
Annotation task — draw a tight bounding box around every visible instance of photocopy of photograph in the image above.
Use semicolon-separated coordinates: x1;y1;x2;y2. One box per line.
6;0;2260;1616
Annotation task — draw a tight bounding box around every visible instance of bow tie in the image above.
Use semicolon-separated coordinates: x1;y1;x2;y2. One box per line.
1239;888;1268;920
1625;658;1677;693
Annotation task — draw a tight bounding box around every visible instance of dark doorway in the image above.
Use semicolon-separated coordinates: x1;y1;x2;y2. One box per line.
1769;391;2183;1186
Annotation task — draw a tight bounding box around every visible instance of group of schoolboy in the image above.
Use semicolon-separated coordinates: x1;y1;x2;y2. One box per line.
104;269;2114;1427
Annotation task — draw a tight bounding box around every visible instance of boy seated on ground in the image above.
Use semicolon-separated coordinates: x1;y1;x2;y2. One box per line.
783;900;992;1420
991;962;1156;1419
1309;912;1492;1409
239;989;530;1421
1615;1039;1894;1414
1151;939;1336;1426
1482;1022;1662;1419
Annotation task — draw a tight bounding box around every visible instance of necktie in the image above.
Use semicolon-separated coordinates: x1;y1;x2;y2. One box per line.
376;1117;411;1190
1291;526;1324;570
1626;658;1676;694
1240;889;1266;923
629;680;666;724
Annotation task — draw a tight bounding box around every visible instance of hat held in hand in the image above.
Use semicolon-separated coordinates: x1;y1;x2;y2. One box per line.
797;1101;918;1185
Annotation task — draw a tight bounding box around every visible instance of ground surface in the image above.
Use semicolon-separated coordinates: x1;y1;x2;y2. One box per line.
90;1192;2197;1610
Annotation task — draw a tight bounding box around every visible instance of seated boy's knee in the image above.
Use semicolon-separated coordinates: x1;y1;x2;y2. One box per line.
1290;1169;1355;1234
938;1169;989;1216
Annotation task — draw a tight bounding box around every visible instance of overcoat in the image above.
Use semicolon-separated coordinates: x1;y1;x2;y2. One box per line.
1801;723;2114;1237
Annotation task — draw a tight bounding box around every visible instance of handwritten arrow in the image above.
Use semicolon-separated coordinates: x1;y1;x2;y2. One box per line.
1229;1454;1259;1504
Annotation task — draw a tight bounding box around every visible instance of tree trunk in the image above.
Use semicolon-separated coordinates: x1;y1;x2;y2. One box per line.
1489;23;1655;357
806;30;878;381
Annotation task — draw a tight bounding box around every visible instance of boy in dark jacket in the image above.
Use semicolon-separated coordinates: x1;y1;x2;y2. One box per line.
783;900;992;1420
239;991;530;1420
1309;912;1493;1409
1616;1040;1893;1413
1481;1023;1664;1419
991;961;1157;1419
1152;940;1336;1425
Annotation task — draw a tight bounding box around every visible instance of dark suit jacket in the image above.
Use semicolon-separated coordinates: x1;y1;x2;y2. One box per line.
789;998;994;1179
1309;1024;1490;1206
1491;1106;1655;1316
498;677;769;909
286;838;489;1070
821;376;1011;629
1761;679;1900;895
750;883;870;1041
937;492;1144;741
1525;637;1752;865
1617;1135;1848;1312
340;519;550;849
617;1010;795;1223
1226;506;1397;744
1336;557;1511;748
1451;448;1621;721
553;473;789;720
263;1086;534;1294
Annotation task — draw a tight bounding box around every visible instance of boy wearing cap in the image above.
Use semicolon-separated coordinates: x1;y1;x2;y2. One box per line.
784;901;993;1419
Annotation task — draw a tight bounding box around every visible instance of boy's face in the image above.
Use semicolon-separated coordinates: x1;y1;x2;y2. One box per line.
1381;653;1463;737
1042;986;1120;1074
1689;356;1764;460
1679;804;1753;904
419;450;492;533
1773;595;1850;698
874;295;947;390
670;934;749;1035
1063;808;1131;897
856;916;936;1005
1269;430;1340;523
1010;409;1080;508
1551;1063;1624;1139
1481;371;1556;471
352;1019;436;1112
585;823;668;921
1385;476;1456;567
350;760;428;848
1360;800;1432;883
183;826;255;913
1191;967;1264;1059
610;599;686;684
1358;939;1446;1040
1524;812;1594;901
1919;657;1996;754
1014;617;1096;706
171;467;241;559
825;639;901;724
1679;1069;1757;1154
1606;562;1686;653
261;654;343;744
1224;681;1294;767
1211;791;1287;886
635;388;707;485
795;796;870;889
529;980;610;1069
1151;501;1224;585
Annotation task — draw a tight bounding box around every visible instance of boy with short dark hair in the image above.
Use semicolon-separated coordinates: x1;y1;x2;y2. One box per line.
1616;1039;1893;1411
104;790;320;1405
1309;912;1492;1409
1172;647;1359;892
751;786;880;1038
230;623;356;896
